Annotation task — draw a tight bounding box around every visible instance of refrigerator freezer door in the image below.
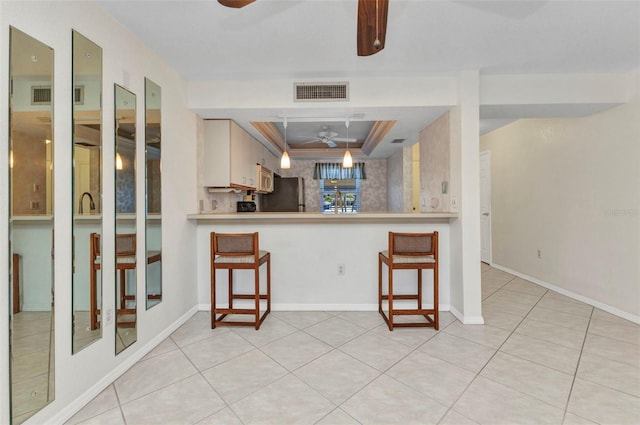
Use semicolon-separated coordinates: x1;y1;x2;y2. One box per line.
261;177;305;212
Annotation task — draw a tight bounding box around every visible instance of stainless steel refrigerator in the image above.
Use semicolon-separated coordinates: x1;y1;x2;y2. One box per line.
260;177;305;212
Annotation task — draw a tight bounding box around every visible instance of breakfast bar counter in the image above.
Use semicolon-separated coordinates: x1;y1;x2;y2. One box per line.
189;212;458;312
187;211;458;224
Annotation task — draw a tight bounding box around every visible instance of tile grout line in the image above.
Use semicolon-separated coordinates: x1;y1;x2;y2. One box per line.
173;325;243;424
436;285;550;424
560;306;595;424
111;384;129;425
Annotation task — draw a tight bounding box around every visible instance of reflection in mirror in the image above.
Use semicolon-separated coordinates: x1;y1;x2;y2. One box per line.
72;31;103;354
114;85;137;354
9;27;55;424
145;78;162;309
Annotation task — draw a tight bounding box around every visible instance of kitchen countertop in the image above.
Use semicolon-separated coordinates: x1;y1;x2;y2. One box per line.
187;211;458;224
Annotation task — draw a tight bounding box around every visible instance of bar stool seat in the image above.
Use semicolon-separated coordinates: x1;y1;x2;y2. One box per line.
378;231;439;331
210;232;271;330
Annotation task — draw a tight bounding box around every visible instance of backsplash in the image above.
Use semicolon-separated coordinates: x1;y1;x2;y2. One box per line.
280;159;387;212
199;158;388;213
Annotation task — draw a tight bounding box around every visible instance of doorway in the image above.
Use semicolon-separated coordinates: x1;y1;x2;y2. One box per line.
480;151;492;264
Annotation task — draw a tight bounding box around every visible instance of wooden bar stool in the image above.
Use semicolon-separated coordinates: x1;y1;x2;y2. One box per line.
210;232;271;330
378;231;439;331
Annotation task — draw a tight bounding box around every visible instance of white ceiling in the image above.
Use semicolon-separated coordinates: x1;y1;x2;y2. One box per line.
97;0;640;158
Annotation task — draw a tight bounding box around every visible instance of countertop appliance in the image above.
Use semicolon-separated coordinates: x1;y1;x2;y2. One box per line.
237;201;256;212
260;177;305;212
255;164;273;193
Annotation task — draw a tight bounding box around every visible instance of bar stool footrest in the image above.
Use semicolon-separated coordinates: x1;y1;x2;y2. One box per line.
213;310;270;329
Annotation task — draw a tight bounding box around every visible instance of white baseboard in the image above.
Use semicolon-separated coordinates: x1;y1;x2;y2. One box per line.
449;305;485;325
199;303;452;312
49;305;199;425
491;263;640;325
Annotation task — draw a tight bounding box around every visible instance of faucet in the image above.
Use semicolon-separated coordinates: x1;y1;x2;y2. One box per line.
334;189;343;214
79;192;96;214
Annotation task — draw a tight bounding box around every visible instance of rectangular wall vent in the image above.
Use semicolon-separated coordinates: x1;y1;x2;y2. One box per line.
391;139;406;144
294;82;349;102
74;86;84;105
31;85;84;105
31;86;51;105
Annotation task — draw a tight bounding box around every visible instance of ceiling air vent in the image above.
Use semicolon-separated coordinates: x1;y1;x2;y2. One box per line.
391;139;405;144
294;82;349;102
31;86;51;105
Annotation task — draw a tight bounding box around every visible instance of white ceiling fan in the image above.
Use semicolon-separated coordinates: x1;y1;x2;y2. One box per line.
302;125;356;148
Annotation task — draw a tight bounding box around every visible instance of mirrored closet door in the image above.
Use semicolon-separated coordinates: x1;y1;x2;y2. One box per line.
72;30;103;354
145;78;161;309
8;27;55;424
114;84;137;354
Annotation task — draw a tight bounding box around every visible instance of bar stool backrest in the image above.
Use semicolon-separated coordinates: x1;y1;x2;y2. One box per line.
390;232;438;259
213;232;259;260
116;233;136;257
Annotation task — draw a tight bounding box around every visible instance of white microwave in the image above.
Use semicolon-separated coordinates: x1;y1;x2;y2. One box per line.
256;164;273;193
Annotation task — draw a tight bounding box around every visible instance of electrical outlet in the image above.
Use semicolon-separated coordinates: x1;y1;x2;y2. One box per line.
451;196;458;211
337;264;345;276
105;308;114;325
29;201;40;210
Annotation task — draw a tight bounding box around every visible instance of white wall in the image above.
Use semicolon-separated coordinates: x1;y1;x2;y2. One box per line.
194;221;451;311
0;1;199;423
386;146;412;212
480;91;640;320
420;112;451;212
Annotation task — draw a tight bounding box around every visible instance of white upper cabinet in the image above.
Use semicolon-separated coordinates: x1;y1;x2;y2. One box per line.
203;119;261;189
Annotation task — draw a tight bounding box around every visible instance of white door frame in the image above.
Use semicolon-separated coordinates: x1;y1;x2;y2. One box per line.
480;150;492;264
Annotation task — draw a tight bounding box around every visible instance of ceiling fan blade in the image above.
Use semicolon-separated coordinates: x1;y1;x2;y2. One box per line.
357;0;388;56
326;140;337;148
331;137;357;143
318;131;339;139
218;0;255;8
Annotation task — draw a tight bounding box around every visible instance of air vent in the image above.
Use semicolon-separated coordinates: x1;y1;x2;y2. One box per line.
31;86;51;105
74;86;84;105
391;139;405;144
31;85;84;105
294;82;349;102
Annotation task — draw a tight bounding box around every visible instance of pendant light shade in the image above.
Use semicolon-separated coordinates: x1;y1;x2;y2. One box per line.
342;150;353;168
342;117;353;168
281;117;290;169
280;150;290;169
115;152;124;170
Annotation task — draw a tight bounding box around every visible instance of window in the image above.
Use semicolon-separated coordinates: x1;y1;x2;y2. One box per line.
320;179;361;213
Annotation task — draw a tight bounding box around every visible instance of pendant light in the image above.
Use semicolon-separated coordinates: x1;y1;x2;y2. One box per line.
373;0;382;50
115;152;124;170
280;117;290;169
342;117;353;168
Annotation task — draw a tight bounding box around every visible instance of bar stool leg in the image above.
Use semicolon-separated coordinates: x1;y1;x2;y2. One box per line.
434;265;439;330
211;265;217;329
388;262;394;331
266;256;271;314
378;257;383;315
228;270;234;310
254;264;260;330
120;269;126;309
417;269;423;310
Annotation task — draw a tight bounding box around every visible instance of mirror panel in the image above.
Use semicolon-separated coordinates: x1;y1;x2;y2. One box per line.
145;78;162;309
9;27;55;423
114;85;136;354
72;30;103;354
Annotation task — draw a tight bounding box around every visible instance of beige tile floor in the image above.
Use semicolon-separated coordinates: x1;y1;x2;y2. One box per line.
11;311;55;425
66;264;640;424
